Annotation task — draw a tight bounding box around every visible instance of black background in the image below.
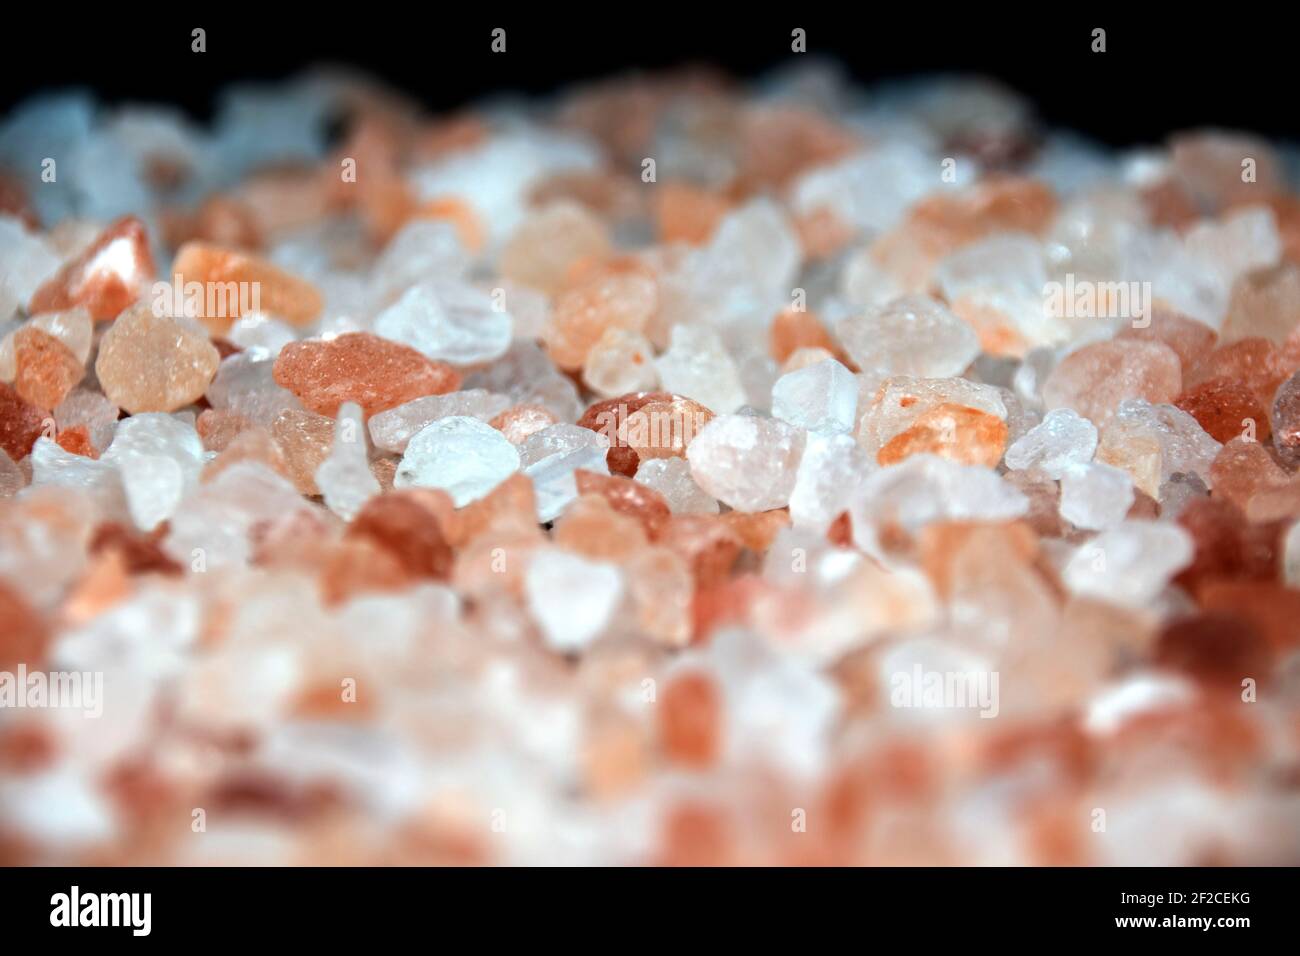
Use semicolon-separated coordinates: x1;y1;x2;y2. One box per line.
0;11;1294;147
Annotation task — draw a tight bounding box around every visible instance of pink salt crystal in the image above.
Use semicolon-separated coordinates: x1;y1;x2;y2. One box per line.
12;326;84;410
553;493;648;563
1187;337;1289;408
195;407;251;452
0;449;26;497
28;216;155;322
0;381;48;460
627;545;693;648
272;332;461;418
1042;339;1182;426
1117;306;1217;375
490;403;558;445
499;201;611;296
544;272;657;372
346;490;454;581
1208;437;1289;512
94;304;221;413
574;468;671;539
1222;263;1300;345
271;408;335;496
1171;131;1282;210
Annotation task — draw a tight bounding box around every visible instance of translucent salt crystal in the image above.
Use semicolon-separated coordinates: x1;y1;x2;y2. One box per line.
793;142;940;233
165;463;307;569
466;339;582;423
684;199;801;323
369;219;468;305
634;457;718;514
840;248;905;309
836;295;980;386
315;402;379;521
271;408;333;495
1159;472;1208;519
857;375;1007;458
1062;521;1193;607
583;328;657;398
521;424;611;521
94;306;221;414
771;358;857;435
102;413;209;531
1058;461;1135;531
1096;398;1222;498
655;324;747;414
849;454;1028;560
935;234;1065;347
1273;370;1300;467
524;548;624;653
1184;206;1281;292
206;352;303;426
29;436;126;515
1284;520;1300;588
373;279;513;365
1004;407;1098;477
226;313;297;358
367;388;512;453
394;415;520;506
0;307;93;381
0;216;61;321
789;432;871;531
686;414;805;512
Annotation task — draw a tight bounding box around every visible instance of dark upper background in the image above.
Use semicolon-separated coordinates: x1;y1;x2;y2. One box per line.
0;11;1293;148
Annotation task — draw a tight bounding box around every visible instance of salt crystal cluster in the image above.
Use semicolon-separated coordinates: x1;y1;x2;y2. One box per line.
1;65;1298;868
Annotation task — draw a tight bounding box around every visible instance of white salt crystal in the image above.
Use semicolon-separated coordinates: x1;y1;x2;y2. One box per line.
102;413;209;531
520;424;610;521
315;402;379;521
0;215;61;321
525;549;624;653
394;415;520;506
226;313;297;358
1058;461;1135;530
655;324;747;415
1062;522;1194;607
634;457;718;514
369;219;468;305
836;295;980;384
368;389;512;453
771;358;858;435
1004;407;1098;477
686;414;805;512
1284;520;1300;589
373;279;512;365
789;432;870;531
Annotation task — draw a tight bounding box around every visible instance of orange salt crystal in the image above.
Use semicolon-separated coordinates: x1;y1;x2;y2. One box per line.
794;207;856;259
93;304;221;414
62;550;131;626
318;537;413;606
1174;377;1269;444
163;196;263;251
12;326;83;410
88;522;182;576
1186;337;1289;408
543;272;657;372
346;490;454;581
1155;611;1274;692
54;425;97;460
1043;339;1182;426
447;473;535;546
1208;438;1290;512
499;201;610;295
1175;498;1283;596
170;241;323;333
272;332;460;418
577;390;673;476
0;169;37;229
658;671;723;769
553;494;648;563
0;382;46;460
1198;580;1300;652
919;520;1038;598
530;170;643;223
627;545;693;648
618;397;714;463
769;308;837;364
28;216;155;321
720;509;791;553
0;580;49;669
655;181;732;245
876;403;1008;467
574;468;671;540
234;165;330;236
583;712;647;799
